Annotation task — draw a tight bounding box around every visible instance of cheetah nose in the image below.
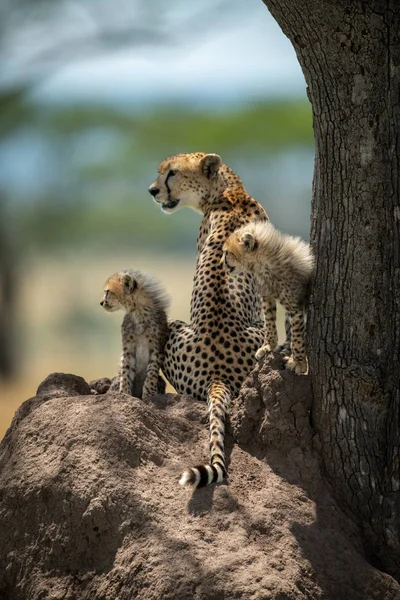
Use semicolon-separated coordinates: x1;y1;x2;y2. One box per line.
148;186;159;197
100;300;104;306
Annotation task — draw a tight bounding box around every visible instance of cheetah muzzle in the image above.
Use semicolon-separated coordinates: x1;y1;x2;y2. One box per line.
162;198;180;211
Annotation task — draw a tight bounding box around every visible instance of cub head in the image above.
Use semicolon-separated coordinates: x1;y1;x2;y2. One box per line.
148;152;223;214
221;231;257;275
100;272;138;312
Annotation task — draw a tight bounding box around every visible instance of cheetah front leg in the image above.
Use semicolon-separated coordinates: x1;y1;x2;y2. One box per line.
283;307;307;375
142;351;163;401
119;345;136;395
275;312;292;357
255;296;278;360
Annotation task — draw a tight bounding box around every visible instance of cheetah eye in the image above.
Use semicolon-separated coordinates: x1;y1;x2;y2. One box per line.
168;170;177;177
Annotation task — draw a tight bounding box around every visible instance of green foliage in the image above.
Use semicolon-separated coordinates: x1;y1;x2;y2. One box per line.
0;87;34;135
44;100;313;152
5;99;313;255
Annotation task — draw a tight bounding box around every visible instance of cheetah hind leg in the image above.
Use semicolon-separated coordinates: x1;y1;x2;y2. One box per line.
275;311;292;357
142;351;165;401
256;297;278;360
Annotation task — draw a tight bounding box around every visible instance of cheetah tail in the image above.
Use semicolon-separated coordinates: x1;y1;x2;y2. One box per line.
179;381;230;489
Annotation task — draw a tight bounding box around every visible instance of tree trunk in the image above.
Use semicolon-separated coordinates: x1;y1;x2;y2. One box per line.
261;0;400;580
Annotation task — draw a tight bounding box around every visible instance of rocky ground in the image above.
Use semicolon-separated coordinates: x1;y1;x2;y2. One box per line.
0;356;399;599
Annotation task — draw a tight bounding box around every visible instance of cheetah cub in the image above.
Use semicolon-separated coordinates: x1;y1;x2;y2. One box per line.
100;270;170;399
222;221;314;375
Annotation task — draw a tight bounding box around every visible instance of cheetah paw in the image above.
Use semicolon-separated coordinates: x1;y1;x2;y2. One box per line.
255;344;273;360
283;356;308;375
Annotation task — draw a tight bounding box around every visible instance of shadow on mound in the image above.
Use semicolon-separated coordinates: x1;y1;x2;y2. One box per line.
232;353;399;600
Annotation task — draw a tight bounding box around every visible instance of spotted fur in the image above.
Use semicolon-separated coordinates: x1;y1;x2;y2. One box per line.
149;152;269;488
100;270;169;400
222;221;314;374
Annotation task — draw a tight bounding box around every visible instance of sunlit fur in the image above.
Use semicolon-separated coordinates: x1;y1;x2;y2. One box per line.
148;152;237;214
223;221;314;374
100;270;170;400
149;152;271;489
101;270;170;314
222;221;313;278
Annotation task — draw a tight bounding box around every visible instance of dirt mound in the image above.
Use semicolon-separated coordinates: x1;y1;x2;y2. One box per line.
0;364;399;599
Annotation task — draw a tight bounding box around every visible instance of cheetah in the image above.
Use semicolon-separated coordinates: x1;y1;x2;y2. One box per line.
222;220;314;375
100;270;169;400
148;152;270;488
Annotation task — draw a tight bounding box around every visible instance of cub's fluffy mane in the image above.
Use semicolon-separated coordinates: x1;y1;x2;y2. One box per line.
118;269;171;312
232;221;314;278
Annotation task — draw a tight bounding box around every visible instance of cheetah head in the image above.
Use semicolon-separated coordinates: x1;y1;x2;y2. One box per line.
100;272;138;312
148;152;223;214
221;231;257;275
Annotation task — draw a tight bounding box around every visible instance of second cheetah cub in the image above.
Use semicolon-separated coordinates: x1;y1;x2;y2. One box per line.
222;221;314;375
100;270;170;399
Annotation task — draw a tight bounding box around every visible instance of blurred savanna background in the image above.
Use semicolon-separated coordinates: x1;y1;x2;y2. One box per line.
0;0;313;438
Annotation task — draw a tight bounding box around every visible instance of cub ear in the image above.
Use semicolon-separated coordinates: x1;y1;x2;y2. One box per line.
240;232;256;252
120;273;137;293
200;154;222;179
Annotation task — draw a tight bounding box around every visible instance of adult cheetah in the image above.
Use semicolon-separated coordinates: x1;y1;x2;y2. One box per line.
149;152;268;488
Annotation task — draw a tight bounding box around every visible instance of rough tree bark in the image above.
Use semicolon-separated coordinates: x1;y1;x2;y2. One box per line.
262;0;400;581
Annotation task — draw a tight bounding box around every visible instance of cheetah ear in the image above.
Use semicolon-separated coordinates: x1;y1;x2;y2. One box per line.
240;232;256;252
200;154;222;179
120;273;137;293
